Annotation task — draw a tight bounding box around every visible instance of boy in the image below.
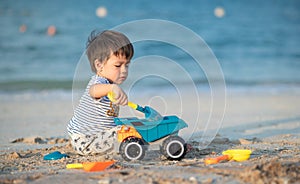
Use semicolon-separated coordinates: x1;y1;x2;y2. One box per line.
67;30;134;156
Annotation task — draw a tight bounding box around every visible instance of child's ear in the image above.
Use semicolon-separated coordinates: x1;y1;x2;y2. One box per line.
94;59;103;72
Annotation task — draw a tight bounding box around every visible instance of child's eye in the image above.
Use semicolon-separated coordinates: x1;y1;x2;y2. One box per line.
114;65;121;67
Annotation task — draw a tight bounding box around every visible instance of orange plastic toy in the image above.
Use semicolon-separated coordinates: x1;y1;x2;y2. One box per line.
117;125;142;142
205;155;230;165
66;160;115;172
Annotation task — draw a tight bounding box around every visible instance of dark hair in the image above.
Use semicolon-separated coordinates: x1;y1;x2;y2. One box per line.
86;30;134;73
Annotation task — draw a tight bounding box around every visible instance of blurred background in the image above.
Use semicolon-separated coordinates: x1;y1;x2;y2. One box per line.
0;0;299;93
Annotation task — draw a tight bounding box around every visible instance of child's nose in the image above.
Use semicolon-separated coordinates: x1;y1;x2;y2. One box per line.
121;65;128;73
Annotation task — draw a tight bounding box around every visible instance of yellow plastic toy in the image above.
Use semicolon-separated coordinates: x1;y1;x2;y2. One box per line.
222;149;252;162
108;92;138;110
205;149;252;164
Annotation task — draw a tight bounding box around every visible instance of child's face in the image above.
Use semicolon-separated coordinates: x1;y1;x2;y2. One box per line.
98;54;130;84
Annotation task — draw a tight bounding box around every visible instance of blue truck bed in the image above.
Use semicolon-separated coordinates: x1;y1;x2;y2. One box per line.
114;116;188;142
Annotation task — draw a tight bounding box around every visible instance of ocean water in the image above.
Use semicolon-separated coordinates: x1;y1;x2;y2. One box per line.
0;0;300;94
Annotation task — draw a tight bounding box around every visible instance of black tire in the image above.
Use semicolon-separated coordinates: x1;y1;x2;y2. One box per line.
120;138;145;161
161;136;186;160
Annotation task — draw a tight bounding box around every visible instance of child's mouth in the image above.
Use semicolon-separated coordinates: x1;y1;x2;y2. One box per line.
119;76;127;81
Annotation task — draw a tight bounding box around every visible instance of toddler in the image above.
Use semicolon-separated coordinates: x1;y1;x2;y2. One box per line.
67;30;134;156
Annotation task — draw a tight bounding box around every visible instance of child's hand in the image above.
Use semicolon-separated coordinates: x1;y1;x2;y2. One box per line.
110;84;128;106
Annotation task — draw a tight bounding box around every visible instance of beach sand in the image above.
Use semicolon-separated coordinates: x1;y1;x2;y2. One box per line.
0;89;300;183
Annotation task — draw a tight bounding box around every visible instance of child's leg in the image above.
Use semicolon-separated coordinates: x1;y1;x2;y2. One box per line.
89;126;121;155
68;126;121;156
68;133;97;155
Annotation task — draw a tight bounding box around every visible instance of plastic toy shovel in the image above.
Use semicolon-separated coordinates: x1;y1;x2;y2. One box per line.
66;160;115;172
205;155;230;165
222;149;252;162
205;149;252;164
107;92;162;120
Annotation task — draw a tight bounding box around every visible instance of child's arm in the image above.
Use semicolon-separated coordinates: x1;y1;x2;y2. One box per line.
89;84;128;106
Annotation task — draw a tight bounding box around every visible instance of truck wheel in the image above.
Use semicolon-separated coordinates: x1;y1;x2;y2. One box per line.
161;136;186;160
120;138;145;161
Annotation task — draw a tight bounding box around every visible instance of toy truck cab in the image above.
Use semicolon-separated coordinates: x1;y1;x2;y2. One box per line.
114;106;188;161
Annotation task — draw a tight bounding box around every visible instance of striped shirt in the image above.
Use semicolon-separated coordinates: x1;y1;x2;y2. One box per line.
67;75;119;135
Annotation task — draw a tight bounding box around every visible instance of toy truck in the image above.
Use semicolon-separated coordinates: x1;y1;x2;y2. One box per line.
113;103;189;161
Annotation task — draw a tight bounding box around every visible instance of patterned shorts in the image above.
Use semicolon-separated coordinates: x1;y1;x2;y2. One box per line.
68;126;121;156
